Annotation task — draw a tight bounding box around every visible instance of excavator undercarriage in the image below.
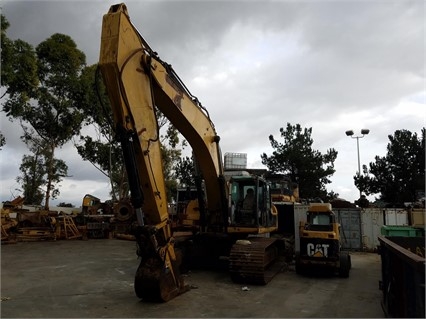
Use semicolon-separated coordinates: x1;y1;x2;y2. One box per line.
174;232;285;286
229;237;285;285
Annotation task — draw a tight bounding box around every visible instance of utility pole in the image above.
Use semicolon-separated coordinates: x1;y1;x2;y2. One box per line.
345;129;370;198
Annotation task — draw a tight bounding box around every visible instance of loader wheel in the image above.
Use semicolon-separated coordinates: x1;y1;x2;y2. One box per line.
339;251;351;278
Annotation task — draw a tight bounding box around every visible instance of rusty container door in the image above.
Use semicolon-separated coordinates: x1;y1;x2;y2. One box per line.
335;208;362;250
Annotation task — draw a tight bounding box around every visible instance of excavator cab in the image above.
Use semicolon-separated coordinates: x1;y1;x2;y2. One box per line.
228;175;277;230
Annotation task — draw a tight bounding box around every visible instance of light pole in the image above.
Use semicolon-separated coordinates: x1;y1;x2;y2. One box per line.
345;129;370;198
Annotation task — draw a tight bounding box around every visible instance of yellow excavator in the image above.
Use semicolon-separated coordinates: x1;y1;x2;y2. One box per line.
98;3;284;302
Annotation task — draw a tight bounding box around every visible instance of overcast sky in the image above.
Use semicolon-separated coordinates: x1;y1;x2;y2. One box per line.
1;0;424;207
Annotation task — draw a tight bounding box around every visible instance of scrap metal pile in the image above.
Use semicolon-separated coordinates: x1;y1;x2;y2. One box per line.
1;195;137;244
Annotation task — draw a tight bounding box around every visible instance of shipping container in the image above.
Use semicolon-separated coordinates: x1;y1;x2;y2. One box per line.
361;208;383;251
361;208;416;251
294;204;310;253
334;208;362;250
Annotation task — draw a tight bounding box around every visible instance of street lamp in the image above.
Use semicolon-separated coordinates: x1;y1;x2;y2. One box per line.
345;129;370;198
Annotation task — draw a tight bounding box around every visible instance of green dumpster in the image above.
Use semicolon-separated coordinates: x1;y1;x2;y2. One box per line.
380;225;423;237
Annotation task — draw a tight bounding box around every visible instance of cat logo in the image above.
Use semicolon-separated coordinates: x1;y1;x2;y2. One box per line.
307;243;329;257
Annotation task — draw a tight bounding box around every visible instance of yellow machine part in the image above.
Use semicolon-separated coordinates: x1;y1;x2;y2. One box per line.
299;220;340;240
99;3;187;302
181;200;200;226
309;203;332;212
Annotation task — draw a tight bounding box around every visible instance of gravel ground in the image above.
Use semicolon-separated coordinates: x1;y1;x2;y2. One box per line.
1;239;384;318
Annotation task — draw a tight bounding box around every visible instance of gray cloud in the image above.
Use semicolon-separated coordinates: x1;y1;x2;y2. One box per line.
1;0;424;206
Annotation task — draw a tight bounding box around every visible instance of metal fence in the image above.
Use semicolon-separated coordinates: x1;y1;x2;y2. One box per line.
293;205;424;252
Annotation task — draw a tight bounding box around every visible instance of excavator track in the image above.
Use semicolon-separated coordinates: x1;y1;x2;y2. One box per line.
229;237;284;285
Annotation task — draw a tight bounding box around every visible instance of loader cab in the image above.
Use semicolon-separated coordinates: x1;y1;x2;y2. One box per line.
82;194;101;214
304;203;337;233
305;211;335;232
228;176;275;229
171;187;200;231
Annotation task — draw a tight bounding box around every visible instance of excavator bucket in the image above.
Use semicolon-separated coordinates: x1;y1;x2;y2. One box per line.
134;256;188;302
133;226;189;302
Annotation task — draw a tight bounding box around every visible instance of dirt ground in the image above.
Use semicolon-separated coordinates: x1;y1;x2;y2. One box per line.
1;239;384;318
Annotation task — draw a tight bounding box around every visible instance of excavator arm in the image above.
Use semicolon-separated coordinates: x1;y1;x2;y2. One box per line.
99;3;227;301
99;3;189;301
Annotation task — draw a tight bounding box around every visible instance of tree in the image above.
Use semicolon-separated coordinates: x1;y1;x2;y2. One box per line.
1;14;14;97
0;131;5;150
355;128;425;206
261;123;338;201
16;137;68;206
1;15;38;99
160;123;189;201
17;152;45;205
75;64;126;201
175;156;196;187
2;33;86;209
